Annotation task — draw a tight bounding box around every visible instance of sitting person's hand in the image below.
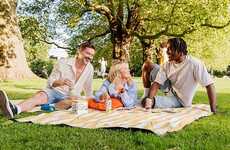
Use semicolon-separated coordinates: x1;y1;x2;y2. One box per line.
99;92;110;102
52;79;73;88
116;84;125;93
125;75;133;86
55;99;73;110
112;76;125;93
145;98;153;109
68;96;80;100
142;97;153;110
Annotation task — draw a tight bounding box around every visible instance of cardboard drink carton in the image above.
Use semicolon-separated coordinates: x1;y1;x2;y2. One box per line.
72;99;88;115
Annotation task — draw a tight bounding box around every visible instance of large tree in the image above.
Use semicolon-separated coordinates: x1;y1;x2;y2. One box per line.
58;0;230;60
0;0;36;80
18;0;230;64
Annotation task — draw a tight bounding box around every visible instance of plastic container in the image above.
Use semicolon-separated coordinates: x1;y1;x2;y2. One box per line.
41;104;55;112
72;99;88;115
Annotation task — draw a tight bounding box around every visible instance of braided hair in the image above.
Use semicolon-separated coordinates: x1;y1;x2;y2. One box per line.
167;38;188;55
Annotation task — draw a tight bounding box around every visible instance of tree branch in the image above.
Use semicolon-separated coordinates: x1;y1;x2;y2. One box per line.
165;27;196;37
38;38;73;50
126;1;140;31
133;29;167;40
134;25;196;40
87;29;110;41
115;0;124;38
84;3;113;23
201;20;230;29
167;0;178;24
107;0;115;16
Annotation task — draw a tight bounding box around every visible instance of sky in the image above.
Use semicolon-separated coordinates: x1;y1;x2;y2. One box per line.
17;0;70;59
48;45;68;58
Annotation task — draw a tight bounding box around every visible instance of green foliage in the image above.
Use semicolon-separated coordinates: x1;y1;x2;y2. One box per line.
67;12;109;54
17;0;230;71
140;0;230;34
18;16;50;61
90;38;113;70
212;70;226;78
19;16;47;42
0;78;230;149
185;26;230;71
18;16;52;75
66;0;230;73
57;0;87;28
30;59;55;79
23;40;49;63
129;38;144;76
227;65;230;76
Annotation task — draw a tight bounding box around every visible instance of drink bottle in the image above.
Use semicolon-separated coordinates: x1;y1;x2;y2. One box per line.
105;97;112;112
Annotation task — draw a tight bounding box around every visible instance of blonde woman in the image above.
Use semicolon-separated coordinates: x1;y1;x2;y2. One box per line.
89;61;137;110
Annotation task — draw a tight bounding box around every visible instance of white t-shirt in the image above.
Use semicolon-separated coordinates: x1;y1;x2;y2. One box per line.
155;55;214;107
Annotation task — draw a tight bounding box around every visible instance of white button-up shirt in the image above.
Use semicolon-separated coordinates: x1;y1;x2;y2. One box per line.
47;57;94;97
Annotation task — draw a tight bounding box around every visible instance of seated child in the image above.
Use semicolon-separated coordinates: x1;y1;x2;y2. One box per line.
88;61;137;110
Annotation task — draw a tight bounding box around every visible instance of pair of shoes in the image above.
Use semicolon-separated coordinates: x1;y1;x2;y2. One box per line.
0;90;18;119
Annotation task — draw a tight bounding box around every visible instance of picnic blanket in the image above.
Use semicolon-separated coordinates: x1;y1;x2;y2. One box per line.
14;100;212;135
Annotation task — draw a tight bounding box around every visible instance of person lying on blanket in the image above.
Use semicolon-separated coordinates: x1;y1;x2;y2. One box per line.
0;41;96;119
141;59;171;99
88;60;137;110
142;38;217;113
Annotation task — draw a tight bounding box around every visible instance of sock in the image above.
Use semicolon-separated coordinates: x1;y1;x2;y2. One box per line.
16;105;22;114
143;88;150;98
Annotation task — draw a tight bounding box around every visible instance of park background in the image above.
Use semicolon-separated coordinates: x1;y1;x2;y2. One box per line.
0;0;230;149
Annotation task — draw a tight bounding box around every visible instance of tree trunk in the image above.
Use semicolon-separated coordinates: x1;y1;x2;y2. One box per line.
140;40;155;63
0;0;37;80
142;45;154;63
113;35;133;61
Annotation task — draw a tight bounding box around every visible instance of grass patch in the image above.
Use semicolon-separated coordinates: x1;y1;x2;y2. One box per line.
0;78;229;150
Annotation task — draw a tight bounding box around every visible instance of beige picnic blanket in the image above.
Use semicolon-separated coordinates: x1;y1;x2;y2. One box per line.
15;101;212;135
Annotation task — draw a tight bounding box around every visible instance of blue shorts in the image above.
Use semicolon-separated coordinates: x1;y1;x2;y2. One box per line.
42;88;68;104
154;96;182;108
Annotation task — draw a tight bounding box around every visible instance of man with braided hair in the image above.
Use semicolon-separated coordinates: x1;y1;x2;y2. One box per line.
142;38;216;113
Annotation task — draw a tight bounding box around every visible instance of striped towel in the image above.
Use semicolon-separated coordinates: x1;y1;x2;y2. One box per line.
15;102;212;135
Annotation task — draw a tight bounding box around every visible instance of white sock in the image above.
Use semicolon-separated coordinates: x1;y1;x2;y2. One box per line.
143;88;150;98
16;105;22;114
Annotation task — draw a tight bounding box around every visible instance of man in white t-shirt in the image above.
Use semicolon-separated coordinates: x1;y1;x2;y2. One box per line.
142;38;216;113
0;41;96;119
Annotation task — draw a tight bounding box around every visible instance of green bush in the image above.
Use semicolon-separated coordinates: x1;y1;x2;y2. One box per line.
226;65;230;77
130;63;142;77
213;70;226;78
30;59;55;78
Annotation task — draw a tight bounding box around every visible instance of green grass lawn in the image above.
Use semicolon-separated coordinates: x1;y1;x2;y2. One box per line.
0;78;230;150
